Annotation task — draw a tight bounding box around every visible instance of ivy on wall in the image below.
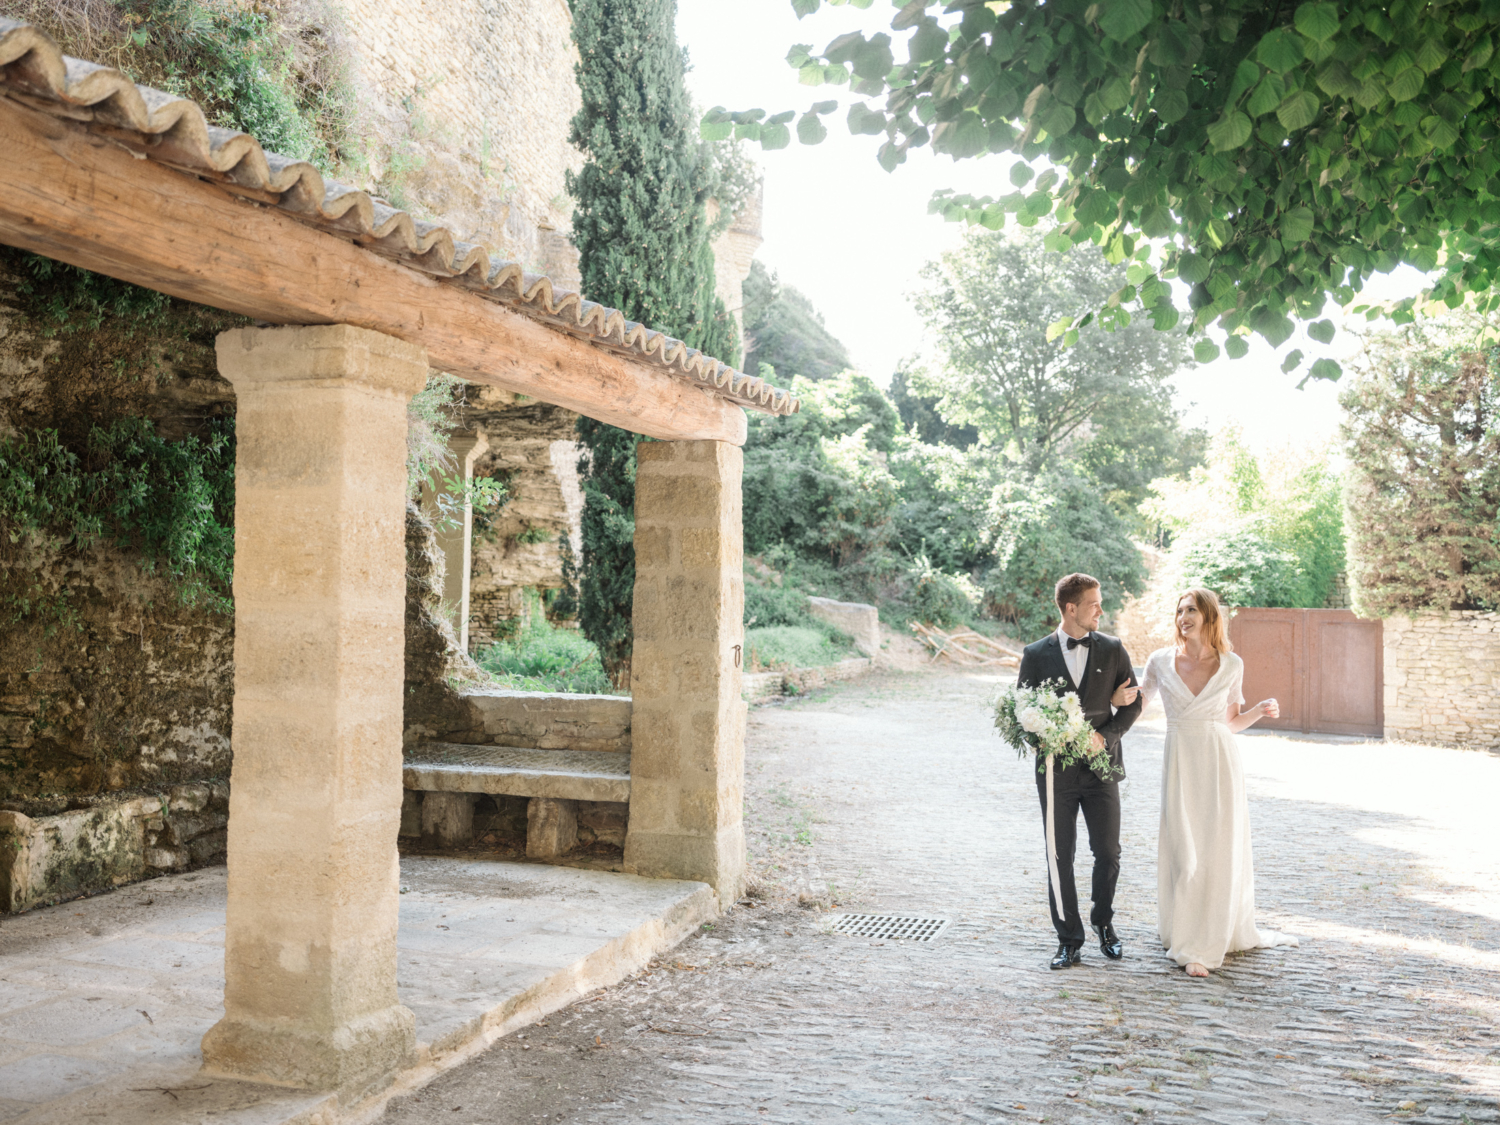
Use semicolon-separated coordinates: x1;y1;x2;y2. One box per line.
0;418;236;618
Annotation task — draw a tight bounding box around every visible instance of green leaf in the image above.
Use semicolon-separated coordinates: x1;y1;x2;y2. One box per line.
699;108;733;142
1193;339;1222;362
1207;110;1253;150
767;110;796;126
1155;89;1189;123
1414;37;1448;74
1276;90;1320;131
1256;29;1305;73
786;44;814;68
1046;316;1073;342
1224;335;1250;359
791;0;820;17
800;64;827;86
1386;66;1424;102
797;112;828;144
1150;303;1181;331
760;122;792;150
1247;74;1287;117
1178;252;1211;284
1293;3;1340;43
1424;116;1461;150
1281;348;1305;373
1043;230;1072;253
1307;357;1343;380
1040;102;1077;137
1307;318;1336;344
1097;0;1153;43
1281;205;1314;243
847;102;887;135
1228;58;1262;103
1010;162;1035;187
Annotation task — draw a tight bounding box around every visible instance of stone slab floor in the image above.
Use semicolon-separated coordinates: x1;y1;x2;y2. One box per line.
0;858;714;1123
379;668;1500;1125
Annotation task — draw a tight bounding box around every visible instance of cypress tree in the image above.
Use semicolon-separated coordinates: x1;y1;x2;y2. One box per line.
567;0;738;687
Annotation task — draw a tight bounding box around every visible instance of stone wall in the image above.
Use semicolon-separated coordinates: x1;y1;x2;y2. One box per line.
1384;611;1500;749
341;0;584;283
464;389;585;648
709;186;765;343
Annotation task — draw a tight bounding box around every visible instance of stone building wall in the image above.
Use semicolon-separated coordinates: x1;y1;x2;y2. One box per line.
463;389;584;649
1383;611;1500;749
709;186;765;343
341;0;584;284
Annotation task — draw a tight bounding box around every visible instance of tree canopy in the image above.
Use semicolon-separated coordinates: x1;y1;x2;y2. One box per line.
1341;313;1500;614
707;0;1500;379
912;225;1201;510
742;260;854;381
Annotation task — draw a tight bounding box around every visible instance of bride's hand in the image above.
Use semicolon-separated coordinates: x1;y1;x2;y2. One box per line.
1111;680;1140;708
1256;698;1280;719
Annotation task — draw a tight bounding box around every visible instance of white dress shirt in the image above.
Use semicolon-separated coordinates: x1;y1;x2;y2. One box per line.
1056;623;1090;688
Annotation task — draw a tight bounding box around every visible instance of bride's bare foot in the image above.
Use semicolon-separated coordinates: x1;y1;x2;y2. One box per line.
1186;962;1210;978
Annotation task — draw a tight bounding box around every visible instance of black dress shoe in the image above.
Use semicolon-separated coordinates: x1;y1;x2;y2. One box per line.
1094;922;1124;960
1049;943;1082;970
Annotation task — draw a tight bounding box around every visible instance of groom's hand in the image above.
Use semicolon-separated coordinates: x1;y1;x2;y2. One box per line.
1090;731;1106;753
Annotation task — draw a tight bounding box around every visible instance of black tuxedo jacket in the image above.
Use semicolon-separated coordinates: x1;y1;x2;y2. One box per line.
1017;630;1142;780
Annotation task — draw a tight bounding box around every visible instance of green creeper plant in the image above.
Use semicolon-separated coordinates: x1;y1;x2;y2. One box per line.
567;0;741;686
709;0;1500;378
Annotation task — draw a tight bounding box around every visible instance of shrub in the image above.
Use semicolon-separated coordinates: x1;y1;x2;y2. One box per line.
473;594;614;695
1342;317;1500;615
982;467;1146;638
0;417;235;614
744;625;853;672
1145;429;1345;609
903;554;981;628
1175;527;1305;609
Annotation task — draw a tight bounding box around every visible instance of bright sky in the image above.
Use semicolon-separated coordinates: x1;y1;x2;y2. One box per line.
676;0;1433;453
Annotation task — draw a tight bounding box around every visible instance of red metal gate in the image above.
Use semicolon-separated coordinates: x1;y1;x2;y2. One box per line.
1227;608;1384;737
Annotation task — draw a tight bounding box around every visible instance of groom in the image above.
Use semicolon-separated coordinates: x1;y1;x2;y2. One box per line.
1018;572;1142;970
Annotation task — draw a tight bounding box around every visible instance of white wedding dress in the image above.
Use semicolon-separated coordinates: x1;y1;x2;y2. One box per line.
1139;648;1298;970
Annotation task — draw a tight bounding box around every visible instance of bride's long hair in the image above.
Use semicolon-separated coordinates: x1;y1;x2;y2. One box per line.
1174;588;1233;655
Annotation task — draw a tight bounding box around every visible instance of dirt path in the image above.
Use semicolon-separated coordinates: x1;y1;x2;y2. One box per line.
380;666;1500;1125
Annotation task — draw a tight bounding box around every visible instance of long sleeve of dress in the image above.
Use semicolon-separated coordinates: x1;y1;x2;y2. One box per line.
1139;650;1162;709
1227;654;1246;707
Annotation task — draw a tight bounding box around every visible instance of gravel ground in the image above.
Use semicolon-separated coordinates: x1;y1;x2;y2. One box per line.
379;666;1500;1125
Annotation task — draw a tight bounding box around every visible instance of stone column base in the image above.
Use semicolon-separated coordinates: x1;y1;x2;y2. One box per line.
201;1002;415;1098
624;823;745;899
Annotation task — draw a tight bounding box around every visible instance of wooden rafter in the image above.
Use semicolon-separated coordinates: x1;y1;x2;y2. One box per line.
0;95;749;444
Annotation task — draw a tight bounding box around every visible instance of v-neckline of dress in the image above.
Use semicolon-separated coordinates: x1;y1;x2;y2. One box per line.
1170;651;1223;699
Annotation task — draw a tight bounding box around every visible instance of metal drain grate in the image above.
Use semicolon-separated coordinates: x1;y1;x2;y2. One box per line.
828;913;951;942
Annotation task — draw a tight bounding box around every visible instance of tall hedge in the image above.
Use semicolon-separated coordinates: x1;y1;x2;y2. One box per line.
1342;318;1500;616
567;0;737;686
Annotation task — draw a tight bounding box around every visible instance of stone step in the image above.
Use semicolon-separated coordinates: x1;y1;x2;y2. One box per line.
403;743;631;803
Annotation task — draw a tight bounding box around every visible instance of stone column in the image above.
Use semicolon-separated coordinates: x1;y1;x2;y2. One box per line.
422;427;489;651
201;325;427;1095
624;440;746;904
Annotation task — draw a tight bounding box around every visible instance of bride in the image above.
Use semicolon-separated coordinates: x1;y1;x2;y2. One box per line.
1134;588;1299;977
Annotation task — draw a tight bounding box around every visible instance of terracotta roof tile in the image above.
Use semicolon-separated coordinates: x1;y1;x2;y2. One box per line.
0;18;799;417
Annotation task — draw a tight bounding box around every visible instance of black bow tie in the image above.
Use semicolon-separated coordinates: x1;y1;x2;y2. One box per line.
1066;634;1092;649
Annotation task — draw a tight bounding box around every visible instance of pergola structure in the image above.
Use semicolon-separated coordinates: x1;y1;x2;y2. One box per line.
0;19;796;1098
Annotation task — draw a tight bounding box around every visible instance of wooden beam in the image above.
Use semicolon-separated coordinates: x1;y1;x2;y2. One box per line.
0;96;747;445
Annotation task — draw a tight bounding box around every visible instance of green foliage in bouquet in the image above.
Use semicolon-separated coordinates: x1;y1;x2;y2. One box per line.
994;679;1117;777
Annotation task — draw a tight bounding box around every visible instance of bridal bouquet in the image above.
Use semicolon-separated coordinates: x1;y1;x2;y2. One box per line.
993;678;1114;775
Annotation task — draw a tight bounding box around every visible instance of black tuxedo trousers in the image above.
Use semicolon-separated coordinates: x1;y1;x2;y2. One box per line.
1017;631;1141;949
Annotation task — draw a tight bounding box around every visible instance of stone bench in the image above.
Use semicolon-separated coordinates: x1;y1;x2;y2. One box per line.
402;742;630;859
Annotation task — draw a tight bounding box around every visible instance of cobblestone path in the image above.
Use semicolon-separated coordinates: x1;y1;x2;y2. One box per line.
382;669;1500;1125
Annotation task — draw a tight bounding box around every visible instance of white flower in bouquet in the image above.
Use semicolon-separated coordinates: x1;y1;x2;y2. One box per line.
1018;706;1048;734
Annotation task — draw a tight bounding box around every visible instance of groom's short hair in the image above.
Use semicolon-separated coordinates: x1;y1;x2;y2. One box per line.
1055;572;1100;613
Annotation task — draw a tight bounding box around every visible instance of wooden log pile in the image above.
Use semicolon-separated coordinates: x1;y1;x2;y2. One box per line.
910;622;1021;668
